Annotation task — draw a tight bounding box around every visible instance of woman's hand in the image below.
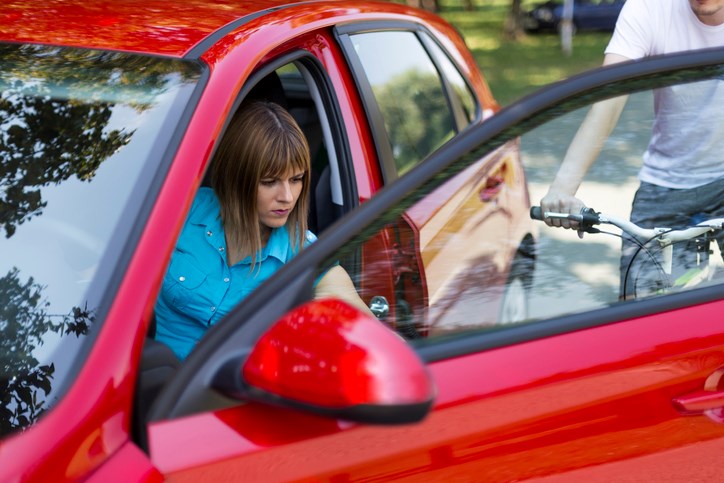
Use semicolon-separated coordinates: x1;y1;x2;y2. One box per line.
315;265;375;317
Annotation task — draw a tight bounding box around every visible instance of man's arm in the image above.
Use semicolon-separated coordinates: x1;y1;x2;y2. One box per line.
540;53;630;229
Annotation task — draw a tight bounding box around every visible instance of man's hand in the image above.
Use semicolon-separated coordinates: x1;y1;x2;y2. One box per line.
540;190;586;230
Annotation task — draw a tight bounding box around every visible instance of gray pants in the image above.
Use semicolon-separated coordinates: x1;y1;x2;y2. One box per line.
620;178;724;299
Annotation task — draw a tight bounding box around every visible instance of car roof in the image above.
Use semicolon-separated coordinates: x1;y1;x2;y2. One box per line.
1;0;418;58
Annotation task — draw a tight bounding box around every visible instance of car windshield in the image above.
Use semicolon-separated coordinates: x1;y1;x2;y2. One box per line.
0;44;201;436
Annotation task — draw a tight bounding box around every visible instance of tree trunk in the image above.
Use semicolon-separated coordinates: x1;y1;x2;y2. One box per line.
406;0;438;12
503;0;525;41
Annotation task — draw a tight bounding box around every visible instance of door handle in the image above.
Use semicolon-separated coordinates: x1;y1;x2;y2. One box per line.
672;367;724;422
369;295;389;320
479;175;504;202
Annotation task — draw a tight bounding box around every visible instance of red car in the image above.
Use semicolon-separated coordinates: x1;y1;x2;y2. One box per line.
2;0;723;481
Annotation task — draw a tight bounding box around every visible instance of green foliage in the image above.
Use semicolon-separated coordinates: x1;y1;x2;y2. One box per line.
0;91;131;237
0;268;93;436
374;70;455;174
0;43;199;436
438;0;611;105
0;44;197;238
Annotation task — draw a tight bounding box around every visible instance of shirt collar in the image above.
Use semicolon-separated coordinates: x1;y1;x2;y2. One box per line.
262;225;291;263
235;225;291;266
188;188;223;232
187;188;294;266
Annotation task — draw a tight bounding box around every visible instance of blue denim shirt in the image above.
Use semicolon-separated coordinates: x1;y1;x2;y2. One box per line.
154;187;315;360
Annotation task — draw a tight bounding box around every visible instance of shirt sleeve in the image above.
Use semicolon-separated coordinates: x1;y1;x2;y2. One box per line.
604;0;654;60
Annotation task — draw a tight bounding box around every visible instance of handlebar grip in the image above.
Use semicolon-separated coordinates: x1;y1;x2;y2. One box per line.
530;205;601;226
530;206;544;220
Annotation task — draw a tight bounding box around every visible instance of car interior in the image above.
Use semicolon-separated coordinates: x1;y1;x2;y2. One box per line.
132;60;353;451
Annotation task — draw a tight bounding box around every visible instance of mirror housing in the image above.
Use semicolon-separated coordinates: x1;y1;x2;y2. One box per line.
212;298;435;424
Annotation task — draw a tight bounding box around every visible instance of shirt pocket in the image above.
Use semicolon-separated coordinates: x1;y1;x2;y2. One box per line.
162;254;209;311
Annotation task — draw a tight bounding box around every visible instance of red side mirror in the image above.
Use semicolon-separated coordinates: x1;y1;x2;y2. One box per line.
214;298;435;424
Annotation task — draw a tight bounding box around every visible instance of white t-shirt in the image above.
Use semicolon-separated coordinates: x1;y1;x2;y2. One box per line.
605;0;724;189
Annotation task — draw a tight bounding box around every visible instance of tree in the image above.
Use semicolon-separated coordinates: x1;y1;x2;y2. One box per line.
0;268;93;436
405;0;439;12
0;93;130;238
0;43;193;238
0;42;195;434
374;69;454;174
503;0;526;40
560;0;575;55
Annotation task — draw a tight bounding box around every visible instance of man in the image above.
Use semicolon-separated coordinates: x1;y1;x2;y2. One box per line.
540;0;724;297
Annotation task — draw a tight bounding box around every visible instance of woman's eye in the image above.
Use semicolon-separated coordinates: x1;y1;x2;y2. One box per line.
291;176;304;183
260;179;276;186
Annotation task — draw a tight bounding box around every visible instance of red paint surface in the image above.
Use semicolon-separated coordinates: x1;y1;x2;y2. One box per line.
149;301;724;481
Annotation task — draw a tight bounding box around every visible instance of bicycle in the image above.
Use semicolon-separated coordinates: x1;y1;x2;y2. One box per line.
530;206;724;300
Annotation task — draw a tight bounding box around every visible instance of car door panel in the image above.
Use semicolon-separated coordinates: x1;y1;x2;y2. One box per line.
355;144;525;339
403;141;525;336
146;39;724;483
87;442;163;483
147;298;724;481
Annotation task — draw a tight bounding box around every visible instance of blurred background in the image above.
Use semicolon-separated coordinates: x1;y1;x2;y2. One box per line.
392;0;643;318
394;0;614;105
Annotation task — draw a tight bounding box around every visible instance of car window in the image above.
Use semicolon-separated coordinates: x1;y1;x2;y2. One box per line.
349;30;456;176
0;44;201;436
423;34;478;126
309;63;724;347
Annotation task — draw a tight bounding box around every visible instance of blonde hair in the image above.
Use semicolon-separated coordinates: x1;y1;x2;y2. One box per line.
210;101;311;266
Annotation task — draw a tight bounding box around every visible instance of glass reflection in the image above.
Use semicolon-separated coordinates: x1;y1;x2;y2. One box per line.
0;44;201;436
316;69;724;346
351;31;456;175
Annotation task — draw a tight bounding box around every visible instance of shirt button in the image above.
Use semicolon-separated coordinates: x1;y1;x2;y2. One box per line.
207;230;213;237
210;306;216;312
223;277;230;283
218;246;225;252
178;276;186;282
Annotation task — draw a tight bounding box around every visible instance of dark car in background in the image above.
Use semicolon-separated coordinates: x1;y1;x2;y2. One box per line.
524;0;625;33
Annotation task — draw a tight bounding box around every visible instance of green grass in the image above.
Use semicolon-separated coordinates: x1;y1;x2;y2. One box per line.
436;1;611;105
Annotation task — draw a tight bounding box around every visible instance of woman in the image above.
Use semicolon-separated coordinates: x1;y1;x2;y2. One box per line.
154;101;368;360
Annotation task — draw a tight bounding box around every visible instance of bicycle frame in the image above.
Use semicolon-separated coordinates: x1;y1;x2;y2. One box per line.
594;212;724;276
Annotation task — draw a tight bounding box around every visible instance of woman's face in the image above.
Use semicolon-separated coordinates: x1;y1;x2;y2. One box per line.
257;168;305;231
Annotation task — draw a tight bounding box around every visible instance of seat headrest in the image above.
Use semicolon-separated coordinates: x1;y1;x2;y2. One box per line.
244;71;288;109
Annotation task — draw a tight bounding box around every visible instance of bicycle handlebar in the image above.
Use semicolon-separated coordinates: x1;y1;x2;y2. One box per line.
530;205;724;245
530;206;601;227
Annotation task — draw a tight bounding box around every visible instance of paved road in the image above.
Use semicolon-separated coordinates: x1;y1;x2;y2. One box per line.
519;92;651;320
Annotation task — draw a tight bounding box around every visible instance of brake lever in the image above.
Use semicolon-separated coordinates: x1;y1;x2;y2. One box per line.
578;207;601;233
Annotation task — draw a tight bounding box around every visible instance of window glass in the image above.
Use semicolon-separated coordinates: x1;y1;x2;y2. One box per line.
425;36;477;125
310;68;724;346
0;44;201;436
350;31;455;176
